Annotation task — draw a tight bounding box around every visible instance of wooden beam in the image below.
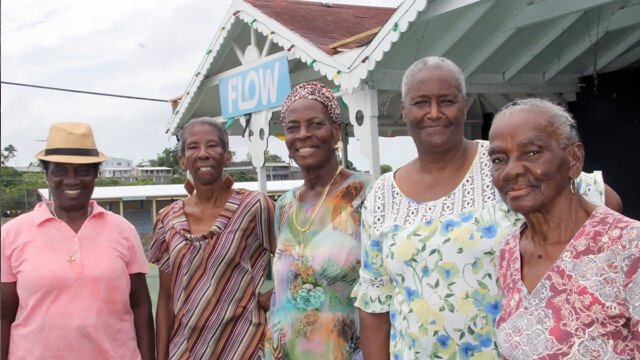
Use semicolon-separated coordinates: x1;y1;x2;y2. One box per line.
417;0;492;21
328;26;382;53
428;1;495;56
232;40;244;63
601;44;640;72
463;29;516;76
583;27;640;75
609;3;640;31
508;0;618;29
504;12;582;81
543;3;626;81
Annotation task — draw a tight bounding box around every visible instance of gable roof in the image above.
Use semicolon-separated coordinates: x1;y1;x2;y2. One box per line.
246;0;395;53
167;0;640;138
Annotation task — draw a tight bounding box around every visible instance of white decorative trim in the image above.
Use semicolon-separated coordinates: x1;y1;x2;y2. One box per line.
244;109;274;168
167;0;429;133
342;86;381;177
237;1;348;83
338;0;428;91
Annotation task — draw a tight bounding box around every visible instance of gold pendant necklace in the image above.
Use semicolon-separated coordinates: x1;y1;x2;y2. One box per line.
50;204;92;263
293;165;342;234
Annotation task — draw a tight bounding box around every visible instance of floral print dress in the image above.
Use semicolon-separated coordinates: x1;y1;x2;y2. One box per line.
264;171;373;359
351;140;606;359
496;207;640;359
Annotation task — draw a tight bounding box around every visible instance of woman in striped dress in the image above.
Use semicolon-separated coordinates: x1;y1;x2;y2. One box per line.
150;118;275;360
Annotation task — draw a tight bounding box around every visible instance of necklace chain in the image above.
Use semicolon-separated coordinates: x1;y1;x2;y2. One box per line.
49;204;92;263
50;204;92;220
293;166;342;233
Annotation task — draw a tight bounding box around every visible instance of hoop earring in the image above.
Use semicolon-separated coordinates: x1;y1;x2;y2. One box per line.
334;141;343;162
570;177;576;195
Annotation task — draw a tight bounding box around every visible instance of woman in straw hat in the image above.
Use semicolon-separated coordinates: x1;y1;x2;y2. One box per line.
1;122;154;360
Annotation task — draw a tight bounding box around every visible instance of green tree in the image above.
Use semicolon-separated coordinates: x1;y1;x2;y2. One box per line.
380;164;393;174
1;144;17;165
229;171;257;182
147;146;183;175
0;166;46;212
95;178;125;187
245;150;286;164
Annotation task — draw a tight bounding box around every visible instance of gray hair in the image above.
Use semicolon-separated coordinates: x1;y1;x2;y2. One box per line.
179;117;230;156
493;98;580;146
401;56;466;100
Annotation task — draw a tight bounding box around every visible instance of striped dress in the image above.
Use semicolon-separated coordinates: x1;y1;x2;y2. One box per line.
149;188;275;360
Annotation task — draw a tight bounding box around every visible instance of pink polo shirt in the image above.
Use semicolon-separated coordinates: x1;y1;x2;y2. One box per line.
1;201;148;360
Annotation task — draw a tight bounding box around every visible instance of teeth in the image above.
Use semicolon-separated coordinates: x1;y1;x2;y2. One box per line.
298;147;317;155
64;190;81;195
199;167;212;171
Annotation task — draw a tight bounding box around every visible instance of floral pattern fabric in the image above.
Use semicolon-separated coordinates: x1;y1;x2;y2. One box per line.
352;140;606;359
264;171;373;360
496;207;640;359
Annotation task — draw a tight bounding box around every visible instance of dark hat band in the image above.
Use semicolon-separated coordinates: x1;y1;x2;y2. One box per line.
44;148;99;157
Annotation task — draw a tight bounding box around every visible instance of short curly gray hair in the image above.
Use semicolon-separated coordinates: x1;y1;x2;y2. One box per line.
179;117;230;156
493;98;580;146
401;56;466;101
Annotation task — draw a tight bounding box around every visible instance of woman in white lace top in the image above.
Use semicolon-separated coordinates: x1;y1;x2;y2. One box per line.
351;56;622;359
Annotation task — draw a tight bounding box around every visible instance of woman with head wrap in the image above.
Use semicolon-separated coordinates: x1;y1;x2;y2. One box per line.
263;82;373;359
1;122;154;360
489;99;638;358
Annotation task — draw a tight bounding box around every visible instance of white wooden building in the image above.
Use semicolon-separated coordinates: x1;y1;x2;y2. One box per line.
167;0;640;190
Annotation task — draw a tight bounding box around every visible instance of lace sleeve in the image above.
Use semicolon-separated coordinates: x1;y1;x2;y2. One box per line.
352;195;394;313
577;170;605;205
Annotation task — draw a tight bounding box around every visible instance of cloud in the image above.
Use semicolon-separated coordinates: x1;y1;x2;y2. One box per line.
1;0;411;171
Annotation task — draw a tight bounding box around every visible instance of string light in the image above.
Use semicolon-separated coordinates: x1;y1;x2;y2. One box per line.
249;19;256;26
392;22;398;32
308;59;317;67
361;56;369;63
333;70;341;80
287;45;295;52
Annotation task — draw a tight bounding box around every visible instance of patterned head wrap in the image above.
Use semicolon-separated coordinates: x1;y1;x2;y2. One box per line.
280;81;341;124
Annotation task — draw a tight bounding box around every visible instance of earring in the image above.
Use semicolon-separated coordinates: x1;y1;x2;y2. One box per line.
570;177;576;194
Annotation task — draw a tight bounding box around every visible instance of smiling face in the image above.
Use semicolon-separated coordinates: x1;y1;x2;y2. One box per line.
283;98;340;171
47;162;97;211
401;68;467;150
488;108;584;215
179;123;232;186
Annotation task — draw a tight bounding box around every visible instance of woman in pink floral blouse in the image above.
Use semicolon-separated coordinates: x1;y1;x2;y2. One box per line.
488;98;638;359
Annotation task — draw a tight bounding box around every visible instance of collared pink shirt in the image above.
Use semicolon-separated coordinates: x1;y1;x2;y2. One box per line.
1;201;149;360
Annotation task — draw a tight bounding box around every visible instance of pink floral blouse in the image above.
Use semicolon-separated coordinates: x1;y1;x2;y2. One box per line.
496;207;640;359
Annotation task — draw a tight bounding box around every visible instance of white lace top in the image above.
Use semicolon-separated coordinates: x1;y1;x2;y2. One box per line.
352;140;606;359
367;140;499;236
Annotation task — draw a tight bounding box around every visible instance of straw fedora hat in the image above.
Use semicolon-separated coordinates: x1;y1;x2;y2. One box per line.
35;122;108;164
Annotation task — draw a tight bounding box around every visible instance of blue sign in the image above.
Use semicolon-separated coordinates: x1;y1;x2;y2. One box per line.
219;55;291;118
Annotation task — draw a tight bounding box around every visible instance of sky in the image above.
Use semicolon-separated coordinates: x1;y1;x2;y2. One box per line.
1;0;413;171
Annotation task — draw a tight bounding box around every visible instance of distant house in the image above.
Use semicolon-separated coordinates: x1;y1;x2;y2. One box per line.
99;156;137;182
226;161;302;181
100;167;136;182
136;167;173;183
11;161;44;173
102;157;133;168
96;156;174;184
